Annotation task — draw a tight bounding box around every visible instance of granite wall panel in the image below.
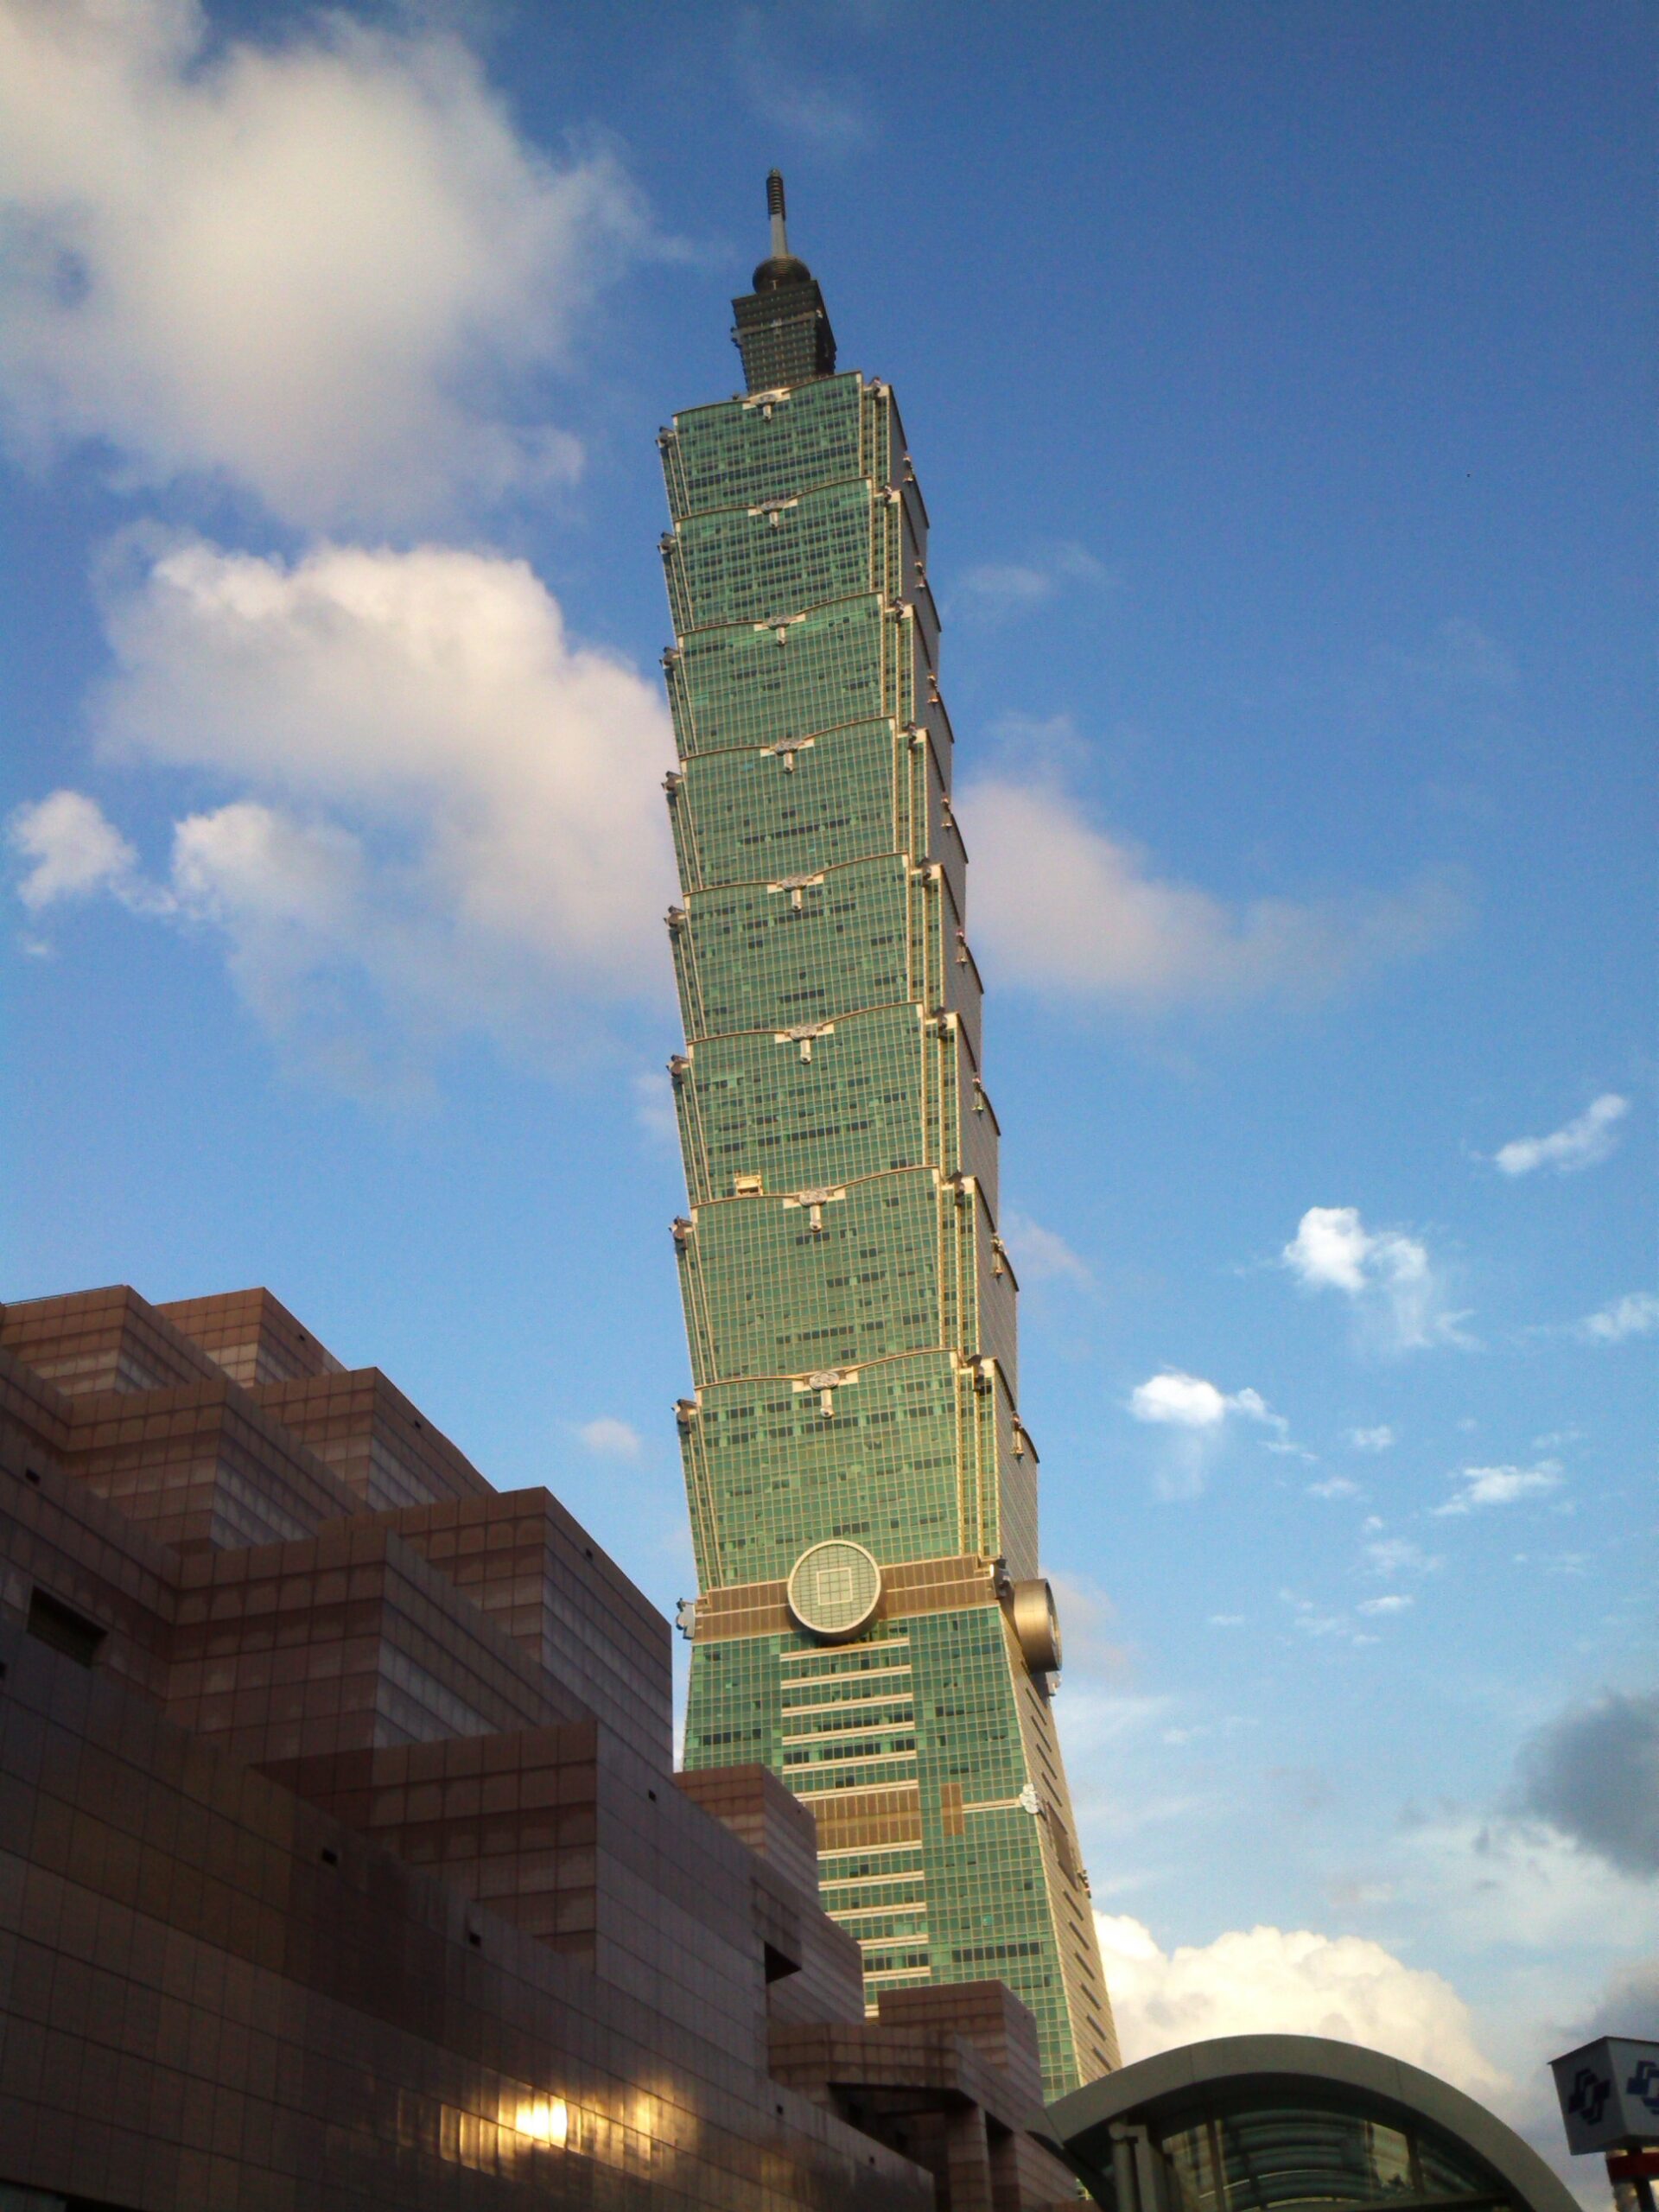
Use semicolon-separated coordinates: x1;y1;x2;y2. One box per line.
0;1283;1081;2209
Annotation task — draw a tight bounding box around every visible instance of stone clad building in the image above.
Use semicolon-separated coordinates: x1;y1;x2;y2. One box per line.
0;1281;1084;2209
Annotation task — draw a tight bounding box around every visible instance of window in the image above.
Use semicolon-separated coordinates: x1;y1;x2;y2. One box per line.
27;1587;106;1668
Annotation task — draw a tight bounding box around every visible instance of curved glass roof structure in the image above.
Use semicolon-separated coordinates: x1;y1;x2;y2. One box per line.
1043;2036;1580;2212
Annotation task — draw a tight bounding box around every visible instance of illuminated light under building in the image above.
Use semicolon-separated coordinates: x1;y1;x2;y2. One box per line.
0;1281;1082;2208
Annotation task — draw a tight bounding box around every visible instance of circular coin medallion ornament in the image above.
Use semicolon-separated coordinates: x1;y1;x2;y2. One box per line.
786;1538;882;1642
1011;1577;1063;1675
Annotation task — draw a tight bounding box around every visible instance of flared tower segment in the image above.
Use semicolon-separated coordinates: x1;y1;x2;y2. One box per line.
659;175;1117;2097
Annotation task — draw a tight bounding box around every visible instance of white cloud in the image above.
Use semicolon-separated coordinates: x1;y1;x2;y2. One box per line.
576;1416;642;1459
1576;1290;1659;1344
1130;1370;1230;1427
1287;1206;1375;1294
1045;1573;1129;1679
957;563;1053;608
632;1067;679;1148
1408;617;1520;693
1357;1594;1413;1616
1128;1370;1276;1429
961;777;1458;1008
1094;1915;1504;2096
1003;1209;1091;1284
1397;1810;1659;1955
1433;1460;1564;1517
1307;1475;1361;1499
732;10;867;147
1053;543;1111;584
9;787;141;910
1128;1369;1285;1499
1283;1205;1471;1352
983;711;1096;779
0;0;651;529
1496;1958;1659;2204
1281;1592;1350;1639
21;537;674;1077
950;543;1111;619
1047;1684;1180;1834
1350;1424;1395;1452
1494;1095;1629;1178
169;798;370;1039
1364;1535;1442;1580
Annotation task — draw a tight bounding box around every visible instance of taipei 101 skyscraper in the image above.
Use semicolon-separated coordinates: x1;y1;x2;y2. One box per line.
660;175;1117;2097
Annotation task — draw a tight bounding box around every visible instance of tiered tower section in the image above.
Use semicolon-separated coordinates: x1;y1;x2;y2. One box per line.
662;176;1117;2098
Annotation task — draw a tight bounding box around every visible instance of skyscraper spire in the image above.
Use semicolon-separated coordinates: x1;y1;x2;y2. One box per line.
752;168;811;292
734;169;835;389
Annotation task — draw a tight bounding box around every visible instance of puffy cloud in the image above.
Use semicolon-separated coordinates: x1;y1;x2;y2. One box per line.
1576;1290;1659;1344
1433;1461;1563;1517
1094;1915;1504;2096
0;0;650;528
22;537;675;1077
1001;1209;1091;1285
1128;1370;1284;1501
959;777;1459;1008
1516;1689;1659;1879
1494;1095;1629;1178
1283;1205;1471;1352
168;798;370;1038
9;786;140;910
576;1416;642;1459
1307;1475;1361;1499
1357;1594;1413;1616
1288;1207;1375;1294
1128;1370;1276;1429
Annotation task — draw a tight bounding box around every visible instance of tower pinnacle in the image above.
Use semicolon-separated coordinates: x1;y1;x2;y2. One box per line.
734;169;836;391
753;168;811;292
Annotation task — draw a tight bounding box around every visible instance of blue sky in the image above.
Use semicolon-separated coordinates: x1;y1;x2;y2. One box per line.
2;0;1653;2189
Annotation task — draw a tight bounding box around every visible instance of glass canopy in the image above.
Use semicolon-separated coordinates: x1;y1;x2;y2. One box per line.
1151;2098;1517;2212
